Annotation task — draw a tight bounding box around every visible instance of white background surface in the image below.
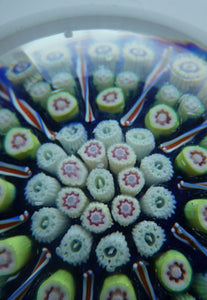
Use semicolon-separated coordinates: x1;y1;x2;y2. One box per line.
0;0;206;53
0;0;205;30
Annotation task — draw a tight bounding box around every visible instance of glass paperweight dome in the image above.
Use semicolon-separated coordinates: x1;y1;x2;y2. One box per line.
0;16;207;300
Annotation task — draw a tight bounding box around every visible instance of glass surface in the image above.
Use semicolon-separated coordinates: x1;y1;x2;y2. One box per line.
0;29;207;299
